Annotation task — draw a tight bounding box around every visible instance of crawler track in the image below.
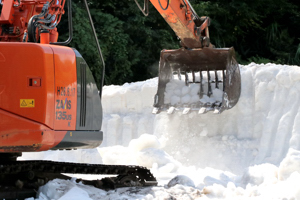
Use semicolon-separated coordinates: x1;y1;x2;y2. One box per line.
0;160;157;199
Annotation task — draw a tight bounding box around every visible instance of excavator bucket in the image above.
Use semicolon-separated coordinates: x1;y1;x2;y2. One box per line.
153;47;241;114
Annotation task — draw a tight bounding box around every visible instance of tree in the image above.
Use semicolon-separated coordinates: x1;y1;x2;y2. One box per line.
193;0;300;65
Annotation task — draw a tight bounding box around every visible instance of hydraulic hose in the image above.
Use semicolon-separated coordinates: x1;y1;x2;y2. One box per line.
158;0;169;10
27;2;50;42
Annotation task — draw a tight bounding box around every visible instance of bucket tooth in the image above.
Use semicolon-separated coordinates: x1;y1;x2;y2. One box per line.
207;70;212;97
214;106;225;114
214;107;224;114
152;107;159;114
198;107;206;114
213;108;220;114
198;103;211;114
213;102;222;114
200;102;219;114
167;106;175;114
183;107;190;114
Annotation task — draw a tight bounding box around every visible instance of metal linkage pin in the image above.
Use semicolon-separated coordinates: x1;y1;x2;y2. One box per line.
215;70;219;89
199;71;204;99
207;70;212;97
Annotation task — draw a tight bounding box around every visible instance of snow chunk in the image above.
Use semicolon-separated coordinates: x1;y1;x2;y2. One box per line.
129;134;161;151
170;95;181;105
167;175;195;188
279;148;300;180
137;148;181;171
241;164;278;186
211;88;223;102
37;179;77;200
58;187;92;200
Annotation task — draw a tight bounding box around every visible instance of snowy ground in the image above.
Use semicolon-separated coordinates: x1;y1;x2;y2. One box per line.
21;62;300;199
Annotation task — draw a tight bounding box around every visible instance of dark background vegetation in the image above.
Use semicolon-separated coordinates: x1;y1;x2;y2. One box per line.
58;0;300;86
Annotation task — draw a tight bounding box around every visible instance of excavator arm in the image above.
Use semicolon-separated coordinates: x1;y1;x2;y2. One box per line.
150;0;211;49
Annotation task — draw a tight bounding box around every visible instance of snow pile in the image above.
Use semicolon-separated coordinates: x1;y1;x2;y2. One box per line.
100;63;300;172
35;178;202;200
21;62;300;199
98;134;181;172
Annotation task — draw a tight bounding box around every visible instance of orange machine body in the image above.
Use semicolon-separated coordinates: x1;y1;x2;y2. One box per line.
0;0;65;42
0;43;103;152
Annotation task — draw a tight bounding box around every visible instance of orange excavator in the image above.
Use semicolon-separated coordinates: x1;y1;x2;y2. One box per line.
0;0;240;198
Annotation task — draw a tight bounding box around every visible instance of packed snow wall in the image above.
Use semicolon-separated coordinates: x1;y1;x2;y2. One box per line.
20;63;300;199
101;63;300;174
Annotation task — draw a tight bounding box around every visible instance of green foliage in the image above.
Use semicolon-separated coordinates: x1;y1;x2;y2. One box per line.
58;0;300;86
247;56;273;64
58;0;178;86
193;0;300;66
294;44;300;64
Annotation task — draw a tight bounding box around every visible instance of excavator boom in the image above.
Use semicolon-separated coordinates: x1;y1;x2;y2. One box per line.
150;0;208;49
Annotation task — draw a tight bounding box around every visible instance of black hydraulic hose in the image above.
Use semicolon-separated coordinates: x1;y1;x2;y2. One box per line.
83;0;105;99
37;15;55;24
27;16;39;42
158;0;169;10
184;0;200;20
27;2;49;42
